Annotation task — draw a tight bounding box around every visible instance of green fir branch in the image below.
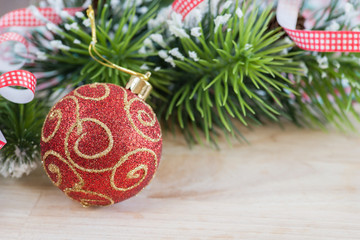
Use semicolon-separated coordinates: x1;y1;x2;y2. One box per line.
0;98;48;177
28;0;171;101
157;1;300;145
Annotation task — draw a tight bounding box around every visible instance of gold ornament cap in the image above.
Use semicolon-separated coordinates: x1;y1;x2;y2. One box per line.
87;5;153;101
126;73;152;100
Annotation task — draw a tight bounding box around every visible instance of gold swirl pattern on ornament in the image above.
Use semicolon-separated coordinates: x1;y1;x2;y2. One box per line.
122;88;161;142
61;95;84;134
73;118;114;159
74;83;110;101
65;118;115;173
42;150;84;189
110;148;157;192
62;93;114;171
137;110;156;127
48;164;62;186
64;188;114;207
41;109;62;143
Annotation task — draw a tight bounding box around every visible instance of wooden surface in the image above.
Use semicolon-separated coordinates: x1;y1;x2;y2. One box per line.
1;123;360;240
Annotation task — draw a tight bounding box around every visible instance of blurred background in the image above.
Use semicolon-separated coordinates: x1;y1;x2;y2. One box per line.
0;0;33;15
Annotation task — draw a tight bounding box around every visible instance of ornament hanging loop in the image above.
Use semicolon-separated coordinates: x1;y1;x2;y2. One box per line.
86;6;152;99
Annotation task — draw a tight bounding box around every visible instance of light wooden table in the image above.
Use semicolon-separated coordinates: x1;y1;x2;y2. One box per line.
1;123;360;240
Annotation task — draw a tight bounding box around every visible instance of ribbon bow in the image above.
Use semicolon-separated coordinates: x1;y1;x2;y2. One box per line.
0;32;37;149
0;6;81;149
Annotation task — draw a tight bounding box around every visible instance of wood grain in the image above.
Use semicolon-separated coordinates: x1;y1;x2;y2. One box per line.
1;123;360;240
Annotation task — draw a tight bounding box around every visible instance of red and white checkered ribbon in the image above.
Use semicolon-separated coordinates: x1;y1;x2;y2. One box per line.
0;70;37;102
0;70;37;148
0;33;34;102
0;7;82;27
0;31;36;149
0;32;28;48
0;6;81;150
172;0;205;19
284;30;360;52
0;138;5;149
277;0;360;52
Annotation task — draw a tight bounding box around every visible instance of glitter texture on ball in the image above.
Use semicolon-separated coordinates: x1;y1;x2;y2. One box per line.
41;83;162;206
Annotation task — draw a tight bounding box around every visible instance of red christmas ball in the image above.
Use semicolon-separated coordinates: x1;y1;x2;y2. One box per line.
41;83;162;206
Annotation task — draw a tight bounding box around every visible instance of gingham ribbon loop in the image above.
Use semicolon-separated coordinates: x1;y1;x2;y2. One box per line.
0;7;83;27
0;69;36;149
172;0;205;19
0;32;35;104
0;32;37;150
0;5;83;150
0;70;37;103
0;32;28;48
0;134;5;149
277;0;360;52
282;30;360;52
